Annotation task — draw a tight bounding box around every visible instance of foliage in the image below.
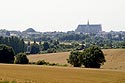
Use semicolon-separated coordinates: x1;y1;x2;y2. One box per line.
0;36;25;54
36;60;48;65
83;45;106;68
67;51;82;67
14;53;29;64
59;34;87;41
42;41;50;51
67;45;106;68
34;60;68;67
30;41;40;54
0;44;15;63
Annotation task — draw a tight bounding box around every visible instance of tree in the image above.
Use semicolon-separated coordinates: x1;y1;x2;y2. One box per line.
0;36;25;54
67;51;82;67
67;45;106;68
42;42;49;51
14;53;29;64
83;45;106;68
0;44;15;63
30;41;40;54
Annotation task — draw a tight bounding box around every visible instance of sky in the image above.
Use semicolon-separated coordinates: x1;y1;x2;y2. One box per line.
0;0;125;32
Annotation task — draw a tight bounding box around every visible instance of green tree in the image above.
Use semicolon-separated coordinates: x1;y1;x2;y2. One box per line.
30;42;40;54
0;44;15;63
67;51;82;67
14;53;29;64
83;45;106;68
67;45;106;68
42;42;49;50
0;36;25;54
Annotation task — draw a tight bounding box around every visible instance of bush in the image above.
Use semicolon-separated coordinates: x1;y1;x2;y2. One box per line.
36;60;48;65
29;62;36;64
14;53;29;64
0;44;15;63
67;51;82;67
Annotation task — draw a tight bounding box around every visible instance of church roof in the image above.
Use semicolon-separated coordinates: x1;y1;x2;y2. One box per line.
75;21;102;33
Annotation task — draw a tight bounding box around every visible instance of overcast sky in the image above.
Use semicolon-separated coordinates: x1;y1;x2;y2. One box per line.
0;0;125;32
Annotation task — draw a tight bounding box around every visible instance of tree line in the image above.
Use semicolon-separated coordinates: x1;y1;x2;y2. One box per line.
0;36;25;54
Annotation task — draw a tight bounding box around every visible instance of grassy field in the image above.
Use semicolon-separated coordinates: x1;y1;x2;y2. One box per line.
28;49;125;70
0;64;125;83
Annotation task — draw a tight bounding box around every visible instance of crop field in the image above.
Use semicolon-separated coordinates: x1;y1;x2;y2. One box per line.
0;64;125;83
28;49;125;70
102;49;125;70
0;49;125;83
28;52;70;65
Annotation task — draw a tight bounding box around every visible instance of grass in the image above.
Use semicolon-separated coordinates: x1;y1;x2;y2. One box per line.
0;64;125;83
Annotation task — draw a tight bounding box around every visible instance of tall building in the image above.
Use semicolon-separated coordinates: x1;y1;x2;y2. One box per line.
75;21;102;34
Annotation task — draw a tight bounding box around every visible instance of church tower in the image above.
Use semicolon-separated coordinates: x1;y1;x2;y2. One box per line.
87;20;90;25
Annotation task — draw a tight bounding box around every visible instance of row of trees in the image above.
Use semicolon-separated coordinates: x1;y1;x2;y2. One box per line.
31;32;125;48
0;44;105;69
67;45;106;68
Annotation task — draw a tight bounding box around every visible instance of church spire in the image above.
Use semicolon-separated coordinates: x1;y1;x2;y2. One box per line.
87;20;89;25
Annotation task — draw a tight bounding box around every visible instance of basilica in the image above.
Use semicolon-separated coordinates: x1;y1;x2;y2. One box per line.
75;21;102;34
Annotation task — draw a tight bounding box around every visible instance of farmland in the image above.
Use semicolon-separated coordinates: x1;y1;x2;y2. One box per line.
0;49;125;83
0;64;125;83
28;49;125;70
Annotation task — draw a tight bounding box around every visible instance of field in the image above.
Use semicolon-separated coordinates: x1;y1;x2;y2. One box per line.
0;64;125;83
102;49;125;70
28;52;70;65
0;49;125;83
28;49;125;70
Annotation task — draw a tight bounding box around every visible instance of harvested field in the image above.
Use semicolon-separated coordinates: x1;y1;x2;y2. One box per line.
28;52;70;65
0;49;125;83
102;49;125;70
0;64;125;83
28;49;125;70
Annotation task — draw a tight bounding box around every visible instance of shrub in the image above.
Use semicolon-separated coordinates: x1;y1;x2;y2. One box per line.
14;53;29;64
0;44;15;63
36;60;48;65
67;51;82;67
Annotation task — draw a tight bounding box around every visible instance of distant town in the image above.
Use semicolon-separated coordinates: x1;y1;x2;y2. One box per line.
0;21;125;41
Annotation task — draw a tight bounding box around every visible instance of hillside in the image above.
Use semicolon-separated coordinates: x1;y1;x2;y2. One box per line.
28;52;70;65
102;49;125;70
28;49;125;70
0;64;125;83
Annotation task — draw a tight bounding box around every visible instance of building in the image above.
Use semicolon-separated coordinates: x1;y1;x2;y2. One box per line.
75;21;102;34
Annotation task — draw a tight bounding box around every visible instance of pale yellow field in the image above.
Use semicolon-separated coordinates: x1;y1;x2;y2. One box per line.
0;64;125;83
102;49;125;70
28;52;70;65
28;49;125;70
0;49;125;83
